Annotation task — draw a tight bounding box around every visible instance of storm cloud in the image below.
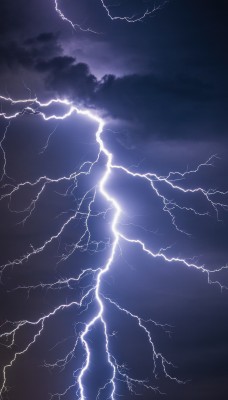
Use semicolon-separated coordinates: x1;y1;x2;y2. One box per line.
33;49;227;139
0;0;227;141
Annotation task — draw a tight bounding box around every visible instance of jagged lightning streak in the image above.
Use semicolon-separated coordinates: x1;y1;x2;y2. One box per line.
99;0;167;22
53;0;167;32
0;94;228;399
54;0;99;33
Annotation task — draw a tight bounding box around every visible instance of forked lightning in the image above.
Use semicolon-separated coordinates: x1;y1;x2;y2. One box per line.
0;95;227;399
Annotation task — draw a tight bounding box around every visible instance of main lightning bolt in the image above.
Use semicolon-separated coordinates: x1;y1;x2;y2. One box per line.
0;94;228;399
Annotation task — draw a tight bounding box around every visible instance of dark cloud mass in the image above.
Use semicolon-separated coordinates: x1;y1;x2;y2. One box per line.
2;31;226;139
0;0;227;140
37;56;97;102
37;56;227;139
0;32;61;70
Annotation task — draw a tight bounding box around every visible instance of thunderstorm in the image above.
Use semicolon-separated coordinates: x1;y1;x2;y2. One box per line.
0;1;228;400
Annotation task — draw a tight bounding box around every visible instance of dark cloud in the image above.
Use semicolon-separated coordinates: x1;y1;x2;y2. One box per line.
0;0;227;141
97;72;227;139
36;32;57;43
0;32;62;72
0;41;34;70
25;32;59;46
37;55;75;71
0;26;227;140
36;56;97;102
32;52;227;139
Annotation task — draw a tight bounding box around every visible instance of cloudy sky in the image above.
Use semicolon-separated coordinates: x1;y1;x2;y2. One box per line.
0;1;228;399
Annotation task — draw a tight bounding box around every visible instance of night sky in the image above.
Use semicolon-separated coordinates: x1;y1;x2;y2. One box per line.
0;1;228;399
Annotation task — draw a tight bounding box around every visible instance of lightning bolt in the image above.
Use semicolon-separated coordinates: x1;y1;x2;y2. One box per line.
99;0;167;22
54;0;99;33
0;94;228;399
53;0;167;32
